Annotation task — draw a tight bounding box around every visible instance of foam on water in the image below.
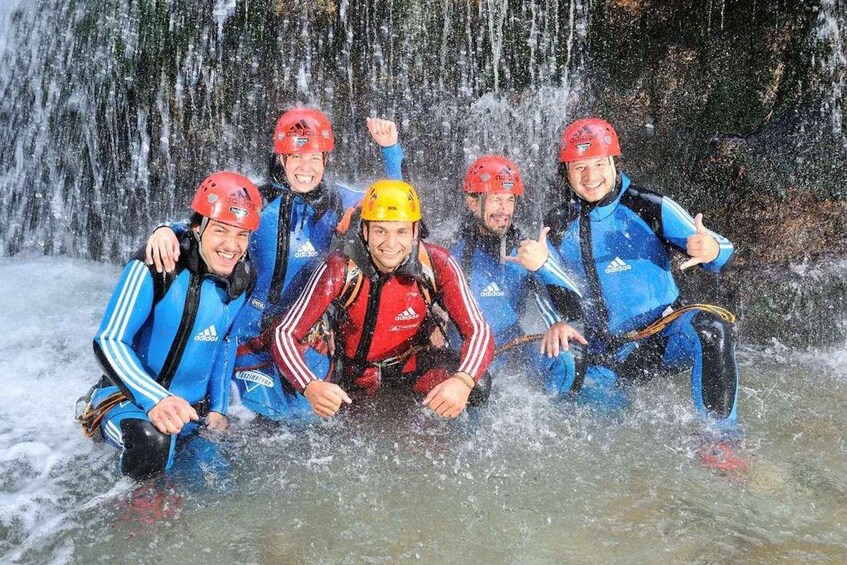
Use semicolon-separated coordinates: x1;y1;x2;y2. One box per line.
1;256;847;563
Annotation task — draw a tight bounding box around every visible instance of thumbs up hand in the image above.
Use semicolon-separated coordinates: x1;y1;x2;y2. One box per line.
505;226;551;271
680;213;720;271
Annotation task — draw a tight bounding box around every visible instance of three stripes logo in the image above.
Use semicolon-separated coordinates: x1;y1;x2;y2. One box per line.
194;325;219;342
395;307;419;321
294;241;319;258
282;119;315;147
605;257;632;274
480;282;506;297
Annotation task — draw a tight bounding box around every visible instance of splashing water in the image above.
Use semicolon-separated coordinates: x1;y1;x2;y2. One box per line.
1;256;846;563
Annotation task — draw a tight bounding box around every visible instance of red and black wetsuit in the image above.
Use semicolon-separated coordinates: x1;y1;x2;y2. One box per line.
268;234;493;398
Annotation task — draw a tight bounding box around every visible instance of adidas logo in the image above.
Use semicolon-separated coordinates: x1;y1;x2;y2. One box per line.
194;325;219;341
294;241;319;258
605;257;632;274
395;307;419;321
480;282;506;297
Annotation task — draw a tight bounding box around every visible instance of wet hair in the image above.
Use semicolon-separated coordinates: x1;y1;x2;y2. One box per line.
188;212;204;228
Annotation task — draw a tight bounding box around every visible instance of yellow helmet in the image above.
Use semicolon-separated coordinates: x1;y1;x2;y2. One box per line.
360;179;422;222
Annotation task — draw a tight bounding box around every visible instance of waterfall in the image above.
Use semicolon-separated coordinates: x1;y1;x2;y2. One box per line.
817;0;847;144
0;0;589;261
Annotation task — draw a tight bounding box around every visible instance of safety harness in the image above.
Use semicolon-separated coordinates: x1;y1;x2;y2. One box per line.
336;244;438;308
507;303;736;354
332;244;441;376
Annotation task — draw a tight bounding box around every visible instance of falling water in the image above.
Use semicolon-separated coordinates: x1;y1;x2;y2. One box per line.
0;0;589;261
817;0;847;144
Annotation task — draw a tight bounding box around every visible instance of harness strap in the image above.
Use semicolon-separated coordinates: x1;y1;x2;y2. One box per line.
338;259;364;308
494;304;736;355
623;304;736;341
158;271;202;390
337;245;438;309
416;243;438;302
77;391;210;438
77;391;127;438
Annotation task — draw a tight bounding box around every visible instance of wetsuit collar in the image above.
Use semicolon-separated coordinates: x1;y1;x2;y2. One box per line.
265;178;335;218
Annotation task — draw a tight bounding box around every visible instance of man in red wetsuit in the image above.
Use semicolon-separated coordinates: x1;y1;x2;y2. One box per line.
259;179;494;419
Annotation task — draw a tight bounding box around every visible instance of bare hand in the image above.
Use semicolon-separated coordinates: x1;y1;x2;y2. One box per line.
366;117;399;148
148;396;198;435
145;226;180;273
504;226;550;271
204;411;228;431
540;322;588;357
422;375;472;418
303;380;352;418
680;213;720;270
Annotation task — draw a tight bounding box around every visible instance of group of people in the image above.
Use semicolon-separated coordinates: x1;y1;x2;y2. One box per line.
75;108;740;480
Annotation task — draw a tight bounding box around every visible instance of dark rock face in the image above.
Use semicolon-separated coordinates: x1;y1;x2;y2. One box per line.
0;0;844;344
571;0;847;346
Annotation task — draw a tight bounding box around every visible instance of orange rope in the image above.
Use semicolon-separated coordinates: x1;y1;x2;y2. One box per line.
78;391;127;438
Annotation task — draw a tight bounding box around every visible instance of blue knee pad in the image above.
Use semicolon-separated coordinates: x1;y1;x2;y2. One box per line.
578;366;629;411
234;348;328;420
170;433;232;490
538;351;578;395
492;342;579;395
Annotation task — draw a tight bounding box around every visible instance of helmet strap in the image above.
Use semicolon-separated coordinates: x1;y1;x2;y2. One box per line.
198;216;210;238
193;218;212;272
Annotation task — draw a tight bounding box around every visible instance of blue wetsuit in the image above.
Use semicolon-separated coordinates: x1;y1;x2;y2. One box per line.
539;173;738;421
230;145;404;419
447;217;583;392
90;234;254;479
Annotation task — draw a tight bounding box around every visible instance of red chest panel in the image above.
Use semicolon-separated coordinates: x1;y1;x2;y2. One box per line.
339;275;428;362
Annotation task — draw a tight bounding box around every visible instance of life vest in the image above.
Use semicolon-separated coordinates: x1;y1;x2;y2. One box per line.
335;244;438;310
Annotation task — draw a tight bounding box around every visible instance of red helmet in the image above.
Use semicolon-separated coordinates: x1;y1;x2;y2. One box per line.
191;172;263;231
463;155;524;196
273;108;335;155
559;118;622;163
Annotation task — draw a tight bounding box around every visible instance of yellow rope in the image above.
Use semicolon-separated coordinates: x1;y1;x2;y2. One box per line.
493;304;736;353
624;304;736;341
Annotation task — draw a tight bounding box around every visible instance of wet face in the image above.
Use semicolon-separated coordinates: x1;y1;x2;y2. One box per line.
466;193;516;236
195;219;251;277
566;157;616;203
363;221;417;273
282;152;325;193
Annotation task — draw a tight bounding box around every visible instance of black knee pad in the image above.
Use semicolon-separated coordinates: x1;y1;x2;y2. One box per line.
120;419;172;481
468;371;492;407
692;312;738;418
